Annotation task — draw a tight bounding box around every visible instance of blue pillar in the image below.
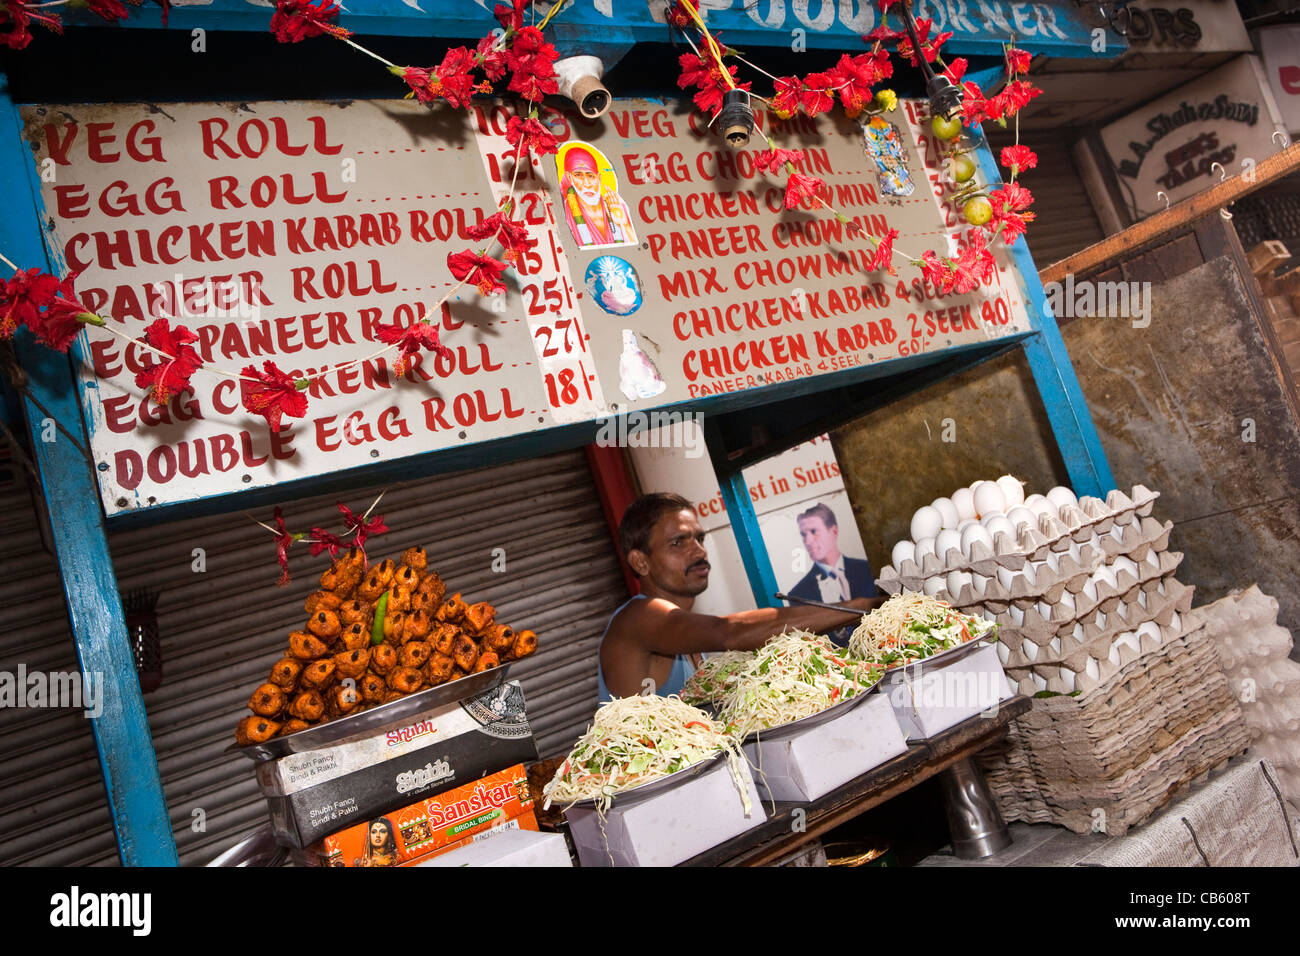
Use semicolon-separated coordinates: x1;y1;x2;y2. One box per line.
703;419;781;609
1;76;178;865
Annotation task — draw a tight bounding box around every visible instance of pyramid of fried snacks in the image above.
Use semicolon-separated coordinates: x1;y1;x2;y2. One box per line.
234;547;537;745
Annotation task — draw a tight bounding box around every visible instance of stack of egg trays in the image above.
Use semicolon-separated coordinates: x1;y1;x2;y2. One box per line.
979;620;1252;835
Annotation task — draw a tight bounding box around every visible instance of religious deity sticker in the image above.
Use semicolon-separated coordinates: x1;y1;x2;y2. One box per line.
617;329;666;401
584;256;644;316
862;116;915;197
556;142;637;249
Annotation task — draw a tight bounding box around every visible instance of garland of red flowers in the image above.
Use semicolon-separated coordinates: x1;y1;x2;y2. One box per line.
1;0;563;435
250;493;389;586
668;0;1041;295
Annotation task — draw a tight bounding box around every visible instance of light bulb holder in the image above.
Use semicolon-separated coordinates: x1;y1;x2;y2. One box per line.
926;74;965;122
718;88;755;149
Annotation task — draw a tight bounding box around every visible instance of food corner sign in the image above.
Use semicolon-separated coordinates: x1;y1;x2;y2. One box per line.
1100;55;1288;221
24;98;1031;515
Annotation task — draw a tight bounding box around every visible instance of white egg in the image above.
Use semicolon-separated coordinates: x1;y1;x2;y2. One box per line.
1019;563;1038;587
1093;564;1117;589
973;482;1007;519
946;569;973;596
957;519;979;532
1085;657;1100;680
891;539;917;568
1112;556;1139;580
923;575;946;597
1107;640;1122;666
1136;589;1148;609
1060;668;1076;692
936;529;963;560
1071;623;1085;642
1023;494;1054;517
1048;636;1062;655
951;487;977;521
970;573;990;597
1009;605;1025;625
1081;578;1098;601
1058;591;1076;615
996;475;1026;509
1034;601;1051;620
985;515;1015;542
1006;506;1037;532
1169;611;1182;631
914;536;937;562
979;509;1006;526
1046;486;1078;512
1110;524;1128;542
996;565;1017;591
931;497;959;530
960;523;993;555
1023;640;1038;661
910;505;943;543
1136;621;1162;646
1032;672;1048;692
1041;550;1060;572
996;641;1011;665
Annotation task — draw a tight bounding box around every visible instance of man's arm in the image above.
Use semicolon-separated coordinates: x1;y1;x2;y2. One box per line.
615;596;882;658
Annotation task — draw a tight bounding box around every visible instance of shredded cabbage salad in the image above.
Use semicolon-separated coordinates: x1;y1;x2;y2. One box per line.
715;629;882;739
542;695;750;814
680;651;752;708
848;591;998;669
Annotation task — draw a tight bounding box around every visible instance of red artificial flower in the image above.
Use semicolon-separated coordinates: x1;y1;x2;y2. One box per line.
87;0;131;23
995;78;1042;119
476;33;508;83
784;172;826;209
1000;144;1038;175
494;0;526;33
864;23;902;45
919;250;957;295
944;57;968;84
467;211;535;265
754;147;804;174
306;527;344;560
272;506;297;587
878;0;903;10
338;502;388;558
989;181;1036;245
35;274;103;353
895;18;951;67
135;318;203;406
375;320;453;376
240;360;309;432
506;25;559;101
269;0;350;43
395;66;438;104
448;250;509;295
769;76;804;120
950;231;996;294
433;46;480;108
0;0;63;50
666;0;693;29
959;80;1002;127
1;268;59;339
1006;47;1032;76
828;53;886;117
678;49;743;115
864;228;899;276
800;72;837;117
505;114;559;159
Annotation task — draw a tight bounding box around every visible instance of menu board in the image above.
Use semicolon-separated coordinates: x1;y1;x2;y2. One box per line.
22;97;1031;514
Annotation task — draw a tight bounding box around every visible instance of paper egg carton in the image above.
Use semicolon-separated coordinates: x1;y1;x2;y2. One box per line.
877;485;1161;594
1095;515;1174;563
993;575;1193;675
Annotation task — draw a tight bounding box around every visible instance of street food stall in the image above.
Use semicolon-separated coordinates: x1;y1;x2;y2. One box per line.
9;0;1276;869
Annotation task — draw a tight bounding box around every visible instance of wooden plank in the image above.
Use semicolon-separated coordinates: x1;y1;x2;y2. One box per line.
1247;240;1291;277
681;696;1033;867
1040;144;1300;286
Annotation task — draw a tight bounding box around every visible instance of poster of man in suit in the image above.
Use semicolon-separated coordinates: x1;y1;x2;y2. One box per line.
786;502;877;605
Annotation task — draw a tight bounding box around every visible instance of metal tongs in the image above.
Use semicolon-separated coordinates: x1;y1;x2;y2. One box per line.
774;592;865;614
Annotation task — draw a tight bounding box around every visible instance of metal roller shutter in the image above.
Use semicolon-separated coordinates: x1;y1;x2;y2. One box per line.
0;447;121;866
0;445;624;866
983;129;1105;268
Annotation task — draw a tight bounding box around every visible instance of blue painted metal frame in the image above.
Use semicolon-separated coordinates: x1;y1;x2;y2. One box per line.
0;74;178;866
703;417;782;609
57;0;1125;59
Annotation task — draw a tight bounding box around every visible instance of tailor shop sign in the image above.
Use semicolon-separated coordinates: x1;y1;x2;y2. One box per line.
1113;0;1249;53
1101;56;1286;220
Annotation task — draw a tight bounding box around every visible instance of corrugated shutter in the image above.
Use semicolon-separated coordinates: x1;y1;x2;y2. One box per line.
984;129;1105;268
105;447;623;865
0;445;121;867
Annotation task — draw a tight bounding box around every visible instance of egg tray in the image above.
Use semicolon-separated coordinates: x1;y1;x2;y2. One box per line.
999;578;1194;677
878;485;1161;588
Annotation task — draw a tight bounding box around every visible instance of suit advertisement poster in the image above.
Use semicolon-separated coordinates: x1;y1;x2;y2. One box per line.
627;426;873;617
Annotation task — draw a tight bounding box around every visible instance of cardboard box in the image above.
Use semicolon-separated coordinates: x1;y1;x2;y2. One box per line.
302;764;538;866
261;681;538;848
565;757;765;867
742;692;907;802
883;643;1014;740
417;828;572;867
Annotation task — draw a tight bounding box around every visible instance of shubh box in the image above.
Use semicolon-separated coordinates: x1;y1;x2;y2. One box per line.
417;828;572;867
883;643;1014;740
742;692;907;802
261;681;537;848
565;756;765;867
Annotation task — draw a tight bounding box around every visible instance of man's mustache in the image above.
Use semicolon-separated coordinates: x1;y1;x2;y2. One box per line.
688;560;711;573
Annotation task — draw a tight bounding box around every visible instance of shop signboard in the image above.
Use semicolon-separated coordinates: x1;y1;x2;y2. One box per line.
1113;0;1250;53
1257;25;1300;135
23;97;1033;514
1099;56;1289;221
